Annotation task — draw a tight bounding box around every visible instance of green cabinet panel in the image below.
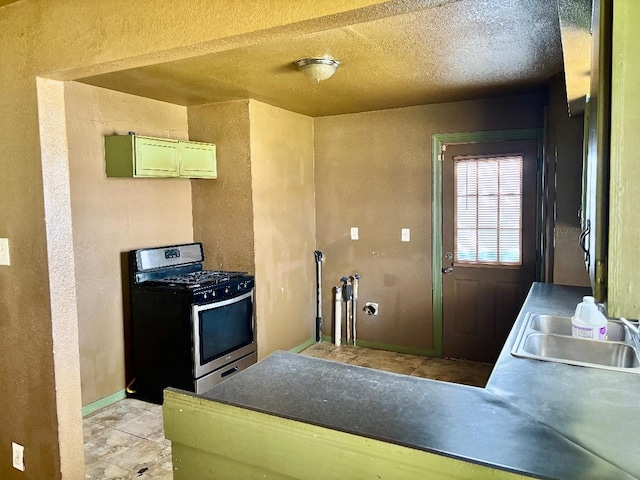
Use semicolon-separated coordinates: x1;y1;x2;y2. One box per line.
105;134;216;179
178;140;217;178
135;136;179;177
607;0;640;317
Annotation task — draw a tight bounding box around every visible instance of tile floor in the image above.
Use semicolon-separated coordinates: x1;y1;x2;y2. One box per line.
300;343;494;387
83;344;493;478
83;398;172;479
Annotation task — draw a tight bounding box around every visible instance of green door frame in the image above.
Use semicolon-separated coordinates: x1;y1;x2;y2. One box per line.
431;129;545;358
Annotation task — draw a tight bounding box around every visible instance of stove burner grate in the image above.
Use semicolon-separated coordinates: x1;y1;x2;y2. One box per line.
157;270;247;286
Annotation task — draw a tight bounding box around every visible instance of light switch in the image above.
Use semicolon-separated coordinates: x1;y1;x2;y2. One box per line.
401;228;410;242
0;238;10;265
350;227;359;240
12;442;24;471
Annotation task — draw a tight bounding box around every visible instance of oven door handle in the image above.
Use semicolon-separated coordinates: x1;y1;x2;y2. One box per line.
220;366;239;378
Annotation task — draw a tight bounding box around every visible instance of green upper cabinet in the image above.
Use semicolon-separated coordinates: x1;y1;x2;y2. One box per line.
105;134;217;179
178;140;217;179
581;0;611;302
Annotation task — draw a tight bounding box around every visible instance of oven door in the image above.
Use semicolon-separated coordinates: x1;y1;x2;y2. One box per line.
192;290;255;379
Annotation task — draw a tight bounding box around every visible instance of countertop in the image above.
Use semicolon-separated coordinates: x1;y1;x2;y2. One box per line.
200;283;639;479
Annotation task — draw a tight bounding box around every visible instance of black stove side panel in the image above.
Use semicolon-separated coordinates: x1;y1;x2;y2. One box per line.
130;288;195;403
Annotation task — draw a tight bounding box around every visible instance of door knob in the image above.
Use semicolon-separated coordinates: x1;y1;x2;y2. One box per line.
442;252;454;274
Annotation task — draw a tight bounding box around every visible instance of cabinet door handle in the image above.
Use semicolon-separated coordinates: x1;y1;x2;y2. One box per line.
579;219;591;264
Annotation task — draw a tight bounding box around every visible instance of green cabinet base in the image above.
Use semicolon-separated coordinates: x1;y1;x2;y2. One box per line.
163;389;526;480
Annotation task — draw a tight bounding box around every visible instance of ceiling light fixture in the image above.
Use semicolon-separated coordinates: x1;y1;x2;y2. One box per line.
294;57;340;83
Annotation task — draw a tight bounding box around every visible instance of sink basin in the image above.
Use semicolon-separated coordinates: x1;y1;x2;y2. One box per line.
529;314;628;342
522;333;640;368
511;313;640;373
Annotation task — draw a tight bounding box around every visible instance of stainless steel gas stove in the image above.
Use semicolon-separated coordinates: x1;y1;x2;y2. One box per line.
128;242;256;403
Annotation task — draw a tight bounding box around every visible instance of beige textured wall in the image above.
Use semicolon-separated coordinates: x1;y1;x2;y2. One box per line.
1;5;64;479
315;93;546;351
189;101;255;273
189;99;316;358
65;82;194;406
0;2;395;478
250;101;316;357
548;74;591;287
36;77;82;480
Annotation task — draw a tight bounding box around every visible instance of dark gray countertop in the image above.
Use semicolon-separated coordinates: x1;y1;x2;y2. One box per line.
487;283;640;479
200;283;639;480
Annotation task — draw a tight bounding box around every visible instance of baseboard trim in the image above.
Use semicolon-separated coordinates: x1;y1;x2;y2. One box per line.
289;337;317;353
82;389;127;417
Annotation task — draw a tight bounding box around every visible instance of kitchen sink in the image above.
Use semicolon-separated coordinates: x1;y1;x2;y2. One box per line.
511;313;640;373
529;314;628;342
522;333;640;368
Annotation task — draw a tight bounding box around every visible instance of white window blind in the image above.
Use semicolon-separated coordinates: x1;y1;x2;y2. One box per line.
454;155;523;265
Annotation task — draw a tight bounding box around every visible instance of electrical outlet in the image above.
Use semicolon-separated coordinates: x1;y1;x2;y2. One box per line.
401;228;410;242
0;238;10;265
12;442;24;471
350;227;359;240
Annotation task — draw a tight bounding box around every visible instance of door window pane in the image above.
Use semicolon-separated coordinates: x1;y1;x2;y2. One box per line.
456;228;477;261
454;154;523;265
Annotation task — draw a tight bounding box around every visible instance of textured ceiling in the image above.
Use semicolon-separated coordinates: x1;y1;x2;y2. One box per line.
77;0;587;117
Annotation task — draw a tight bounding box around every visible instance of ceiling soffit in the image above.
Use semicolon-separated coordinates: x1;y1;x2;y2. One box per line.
77;0;567;117
557;0;593;116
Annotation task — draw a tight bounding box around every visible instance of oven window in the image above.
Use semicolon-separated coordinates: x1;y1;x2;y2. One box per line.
198;296;253;365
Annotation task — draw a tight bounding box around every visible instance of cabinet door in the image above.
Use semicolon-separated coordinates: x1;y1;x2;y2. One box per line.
135;137;179;177
178;141;217;179
582;0;611;301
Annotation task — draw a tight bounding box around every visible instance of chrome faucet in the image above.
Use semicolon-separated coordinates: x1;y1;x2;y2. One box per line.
621;318;640;350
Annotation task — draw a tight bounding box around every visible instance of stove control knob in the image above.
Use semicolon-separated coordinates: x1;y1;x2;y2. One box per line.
203;293;208;300
225;287;230;294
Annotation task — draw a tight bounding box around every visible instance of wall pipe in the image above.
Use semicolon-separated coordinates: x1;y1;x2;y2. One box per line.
342;276;352;344
334;285;342;346
314;251;324;342
351;274;360;346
